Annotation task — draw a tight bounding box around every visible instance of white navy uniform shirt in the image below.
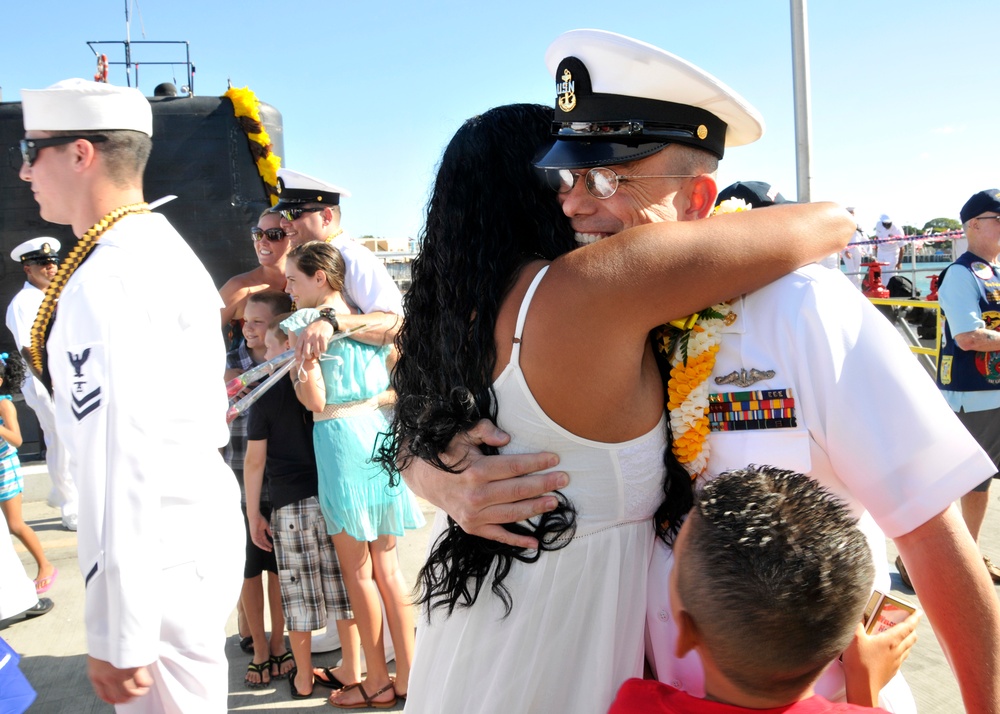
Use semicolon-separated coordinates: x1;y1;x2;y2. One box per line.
46;212;243;669
332;233;403;315
6;281;50;407
646;264;994;707
875;222;905;269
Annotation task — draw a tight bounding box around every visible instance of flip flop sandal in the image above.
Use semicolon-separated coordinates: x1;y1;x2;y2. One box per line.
34;568;58;595
244;660;271;689
314;666;351;689
328;682;397;710
289;667;314;700
270;650;294;679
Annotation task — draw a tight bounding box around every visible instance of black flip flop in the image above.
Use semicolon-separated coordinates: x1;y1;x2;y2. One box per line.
289;667;314;700
245;660;271;689
314;666;349;689
271;651;294;680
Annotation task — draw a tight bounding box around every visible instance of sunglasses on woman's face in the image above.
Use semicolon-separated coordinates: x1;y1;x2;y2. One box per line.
251;227;288;243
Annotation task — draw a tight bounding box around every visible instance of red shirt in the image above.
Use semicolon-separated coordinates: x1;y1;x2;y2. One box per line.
609;680;889;714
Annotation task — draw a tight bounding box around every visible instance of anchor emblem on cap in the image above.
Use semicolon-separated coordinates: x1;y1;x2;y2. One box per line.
557;68;577;113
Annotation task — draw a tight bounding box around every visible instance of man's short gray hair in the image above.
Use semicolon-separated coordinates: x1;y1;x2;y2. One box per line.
668;144;719;176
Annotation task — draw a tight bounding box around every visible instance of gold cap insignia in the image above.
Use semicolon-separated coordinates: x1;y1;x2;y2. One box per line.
557;68;577;113
697;125;708;140
41;243;52;254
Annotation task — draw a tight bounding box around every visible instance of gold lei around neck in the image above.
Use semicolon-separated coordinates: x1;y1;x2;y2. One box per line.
28;202;150;377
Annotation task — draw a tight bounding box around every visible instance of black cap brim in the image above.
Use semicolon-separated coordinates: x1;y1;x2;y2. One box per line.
533;139;669;170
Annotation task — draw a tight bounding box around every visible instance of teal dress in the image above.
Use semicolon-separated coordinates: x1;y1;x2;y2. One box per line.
282;309;424;540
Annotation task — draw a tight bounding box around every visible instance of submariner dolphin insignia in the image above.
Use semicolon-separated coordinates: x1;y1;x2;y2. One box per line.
714;368;776;388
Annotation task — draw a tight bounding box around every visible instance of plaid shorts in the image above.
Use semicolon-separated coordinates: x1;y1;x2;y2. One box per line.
271;496;353;631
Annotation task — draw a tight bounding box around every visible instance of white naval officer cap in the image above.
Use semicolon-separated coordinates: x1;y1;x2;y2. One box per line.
21;78;153;137
534;29;765;170
10;237;61;265
272;169;352;211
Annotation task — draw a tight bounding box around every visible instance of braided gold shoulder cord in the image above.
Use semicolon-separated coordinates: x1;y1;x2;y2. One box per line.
28;202;151;376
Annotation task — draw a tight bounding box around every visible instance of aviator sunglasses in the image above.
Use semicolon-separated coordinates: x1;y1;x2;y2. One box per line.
19;135;108;167
278;206;325;222
251;227;288;243
545;166;697;200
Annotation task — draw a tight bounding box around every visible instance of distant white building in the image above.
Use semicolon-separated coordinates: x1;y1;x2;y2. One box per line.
358;236;412;252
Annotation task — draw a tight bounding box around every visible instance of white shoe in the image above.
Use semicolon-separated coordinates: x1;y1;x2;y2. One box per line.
62;514;78;531
311;627;342;654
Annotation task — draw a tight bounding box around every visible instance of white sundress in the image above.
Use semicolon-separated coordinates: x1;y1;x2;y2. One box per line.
405;266;668;713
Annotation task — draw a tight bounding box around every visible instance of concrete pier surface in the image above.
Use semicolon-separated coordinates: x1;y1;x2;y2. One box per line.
5;463;998;712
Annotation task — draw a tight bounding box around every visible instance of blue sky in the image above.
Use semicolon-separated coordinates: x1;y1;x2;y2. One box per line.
4;1;996;241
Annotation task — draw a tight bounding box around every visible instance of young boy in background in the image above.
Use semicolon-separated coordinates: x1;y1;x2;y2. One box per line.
611;465;919;713
225;290;294;686
245;319;358;700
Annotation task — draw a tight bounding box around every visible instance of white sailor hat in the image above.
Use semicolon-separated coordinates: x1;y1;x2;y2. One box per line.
272;169;352;211
534;30;764;169
21;78;153;137
880;214;892;223
10;237;61;265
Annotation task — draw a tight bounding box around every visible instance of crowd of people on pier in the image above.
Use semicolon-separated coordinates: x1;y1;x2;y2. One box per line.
2;26;1000;714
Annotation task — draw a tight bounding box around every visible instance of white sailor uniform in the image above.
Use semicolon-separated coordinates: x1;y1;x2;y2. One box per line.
875;222;905;285
46;212;243;713
646;264;994;712
330;232;403;315
843;226;869;289
5;281;79;525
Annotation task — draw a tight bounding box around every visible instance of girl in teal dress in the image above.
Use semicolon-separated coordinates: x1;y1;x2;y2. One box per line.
282;241;424;709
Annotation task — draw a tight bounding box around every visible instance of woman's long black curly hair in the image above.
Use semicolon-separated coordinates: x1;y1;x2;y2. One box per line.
375;103;693;618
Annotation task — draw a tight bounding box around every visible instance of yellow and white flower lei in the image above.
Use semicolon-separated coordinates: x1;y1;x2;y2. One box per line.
657;197;749;478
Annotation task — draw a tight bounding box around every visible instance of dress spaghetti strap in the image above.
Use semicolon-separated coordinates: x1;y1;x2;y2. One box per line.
509;265;549;367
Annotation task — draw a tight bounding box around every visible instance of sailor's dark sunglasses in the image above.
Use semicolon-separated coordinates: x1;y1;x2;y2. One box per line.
278;206;325;221
251;227;288;243
19;135;108;167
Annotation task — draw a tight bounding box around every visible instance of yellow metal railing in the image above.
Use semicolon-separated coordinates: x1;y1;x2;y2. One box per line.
867;297;942;373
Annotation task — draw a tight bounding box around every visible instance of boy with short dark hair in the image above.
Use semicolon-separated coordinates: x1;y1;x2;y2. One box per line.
225;290;294;687
245;318;358;700
611;466;916;713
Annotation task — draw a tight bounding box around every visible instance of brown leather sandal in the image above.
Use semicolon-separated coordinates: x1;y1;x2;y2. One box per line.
327;681;397;709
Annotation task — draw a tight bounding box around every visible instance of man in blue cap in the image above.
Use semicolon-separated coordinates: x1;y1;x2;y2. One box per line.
403;29;1000;713
933;188;1000;585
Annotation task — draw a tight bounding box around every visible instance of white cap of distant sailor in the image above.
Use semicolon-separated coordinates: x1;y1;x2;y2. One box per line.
10;237;61;264
272;168;352;211
21;78;153;137
880;214;892;223
534;29;765;169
